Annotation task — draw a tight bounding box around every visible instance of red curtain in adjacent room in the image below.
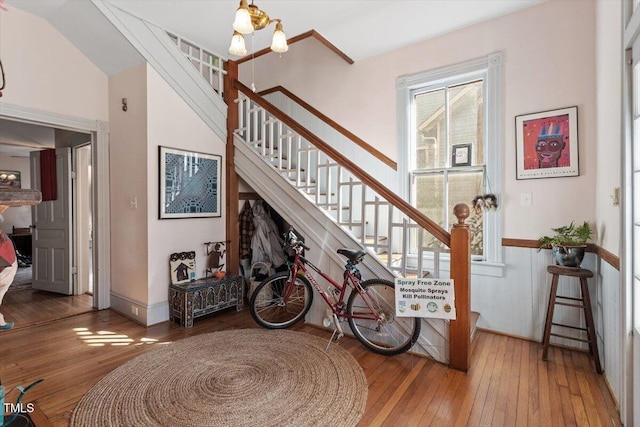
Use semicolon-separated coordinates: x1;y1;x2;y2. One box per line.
40;148;57;201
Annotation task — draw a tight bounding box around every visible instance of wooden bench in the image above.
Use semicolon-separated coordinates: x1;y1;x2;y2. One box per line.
169;275;243;327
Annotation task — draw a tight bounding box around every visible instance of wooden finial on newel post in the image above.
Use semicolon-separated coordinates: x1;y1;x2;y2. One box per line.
449;203;471;372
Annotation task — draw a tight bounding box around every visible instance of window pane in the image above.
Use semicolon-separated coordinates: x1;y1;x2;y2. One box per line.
413;174;446;249
414;174;445;226
635;65;640;117
447;172;484;256
635;119;640;171
414;89;446;169
450;80;484;166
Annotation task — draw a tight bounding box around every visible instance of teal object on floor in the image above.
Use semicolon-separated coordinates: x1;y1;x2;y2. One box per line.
1;379;44;427
1;383;4;426
0;323;13;331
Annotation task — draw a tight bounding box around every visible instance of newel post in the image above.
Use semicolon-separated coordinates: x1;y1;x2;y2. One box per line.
224;60;240;275
449;203;471;372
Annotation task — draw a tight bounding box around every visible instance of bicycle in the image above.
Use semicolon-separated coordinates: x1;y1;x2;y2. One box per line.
249;230;421;355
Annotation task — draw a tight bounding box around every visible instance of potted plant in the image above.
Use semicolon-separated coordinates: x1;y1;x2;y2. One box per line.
538;221;593;268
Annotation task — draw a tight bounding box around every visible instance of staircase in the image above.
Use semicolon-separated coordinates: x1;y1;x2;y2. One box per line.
91;3;472;369
232;79;472;365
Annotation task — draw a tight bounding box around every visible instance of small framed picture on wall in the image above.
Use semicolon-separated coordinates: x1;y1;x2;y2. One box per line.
451;144;471;167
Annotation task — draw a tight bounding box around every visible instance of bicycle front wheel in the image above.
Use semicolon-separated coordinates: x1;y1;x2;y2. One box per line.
249;271;313;329
347;279;421;356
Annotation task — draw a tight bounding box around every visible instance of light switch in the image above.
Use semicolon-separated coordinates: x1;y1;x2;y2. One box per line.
520;192;532;206
130;196;138;209
611;187;620;206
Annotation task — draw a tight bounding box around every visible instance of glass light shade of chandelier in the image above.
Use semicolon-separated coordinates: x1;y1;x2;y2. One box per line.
232;0;254;34
228;0;288;57
270;21;288;53
228;31;248;56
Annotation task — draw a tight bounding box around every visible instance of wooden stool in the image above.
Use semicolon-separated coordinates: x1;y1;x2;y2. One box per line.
541;265;602;374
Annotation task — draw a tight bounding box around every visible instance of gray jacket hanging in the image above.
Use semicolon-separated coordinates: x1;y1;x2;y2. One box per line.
251;201;286;274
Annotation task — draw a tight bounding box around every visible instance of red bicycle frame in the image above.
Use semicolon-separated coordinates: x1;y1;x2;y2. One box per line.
283;251;382;322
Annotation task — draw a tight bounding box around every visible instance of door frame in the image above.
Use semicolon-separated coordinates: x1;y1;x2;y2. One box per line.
0;101;111;309
72;143;93;296
623;1;639;425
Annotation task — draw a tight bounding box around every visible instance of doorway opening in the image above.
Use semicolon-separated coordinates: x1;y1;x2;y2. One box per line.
0;119;96;328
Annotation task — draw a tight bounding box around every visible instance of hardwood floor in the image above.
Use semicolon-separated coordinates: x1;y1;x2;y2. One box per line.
1;289;94;329
0;306;621;426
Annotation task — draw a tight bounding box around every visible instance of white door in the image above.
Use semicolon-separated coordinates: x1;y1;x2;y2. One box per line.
30;148;73;295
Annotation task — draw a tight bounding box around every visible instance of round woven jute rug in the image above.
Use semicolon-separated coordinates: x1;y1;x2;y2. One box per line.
71;329;367;427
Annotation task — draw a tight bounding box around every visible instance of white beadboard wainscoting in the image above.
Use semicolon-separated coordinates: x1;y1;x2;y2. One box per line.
471;246;621;407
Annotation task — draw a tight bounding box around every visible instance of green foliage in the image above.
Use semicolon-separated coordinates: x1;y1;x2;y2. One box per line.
538;221;593;250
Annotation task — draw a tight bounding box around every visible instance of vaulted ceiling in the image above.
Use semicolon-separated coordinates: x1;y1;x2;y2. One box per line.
7;0;549;74
2;0;549;155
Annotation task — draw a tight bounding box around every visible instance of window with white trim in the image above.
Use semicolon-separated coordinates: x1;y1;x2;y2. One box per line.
397;53;503;265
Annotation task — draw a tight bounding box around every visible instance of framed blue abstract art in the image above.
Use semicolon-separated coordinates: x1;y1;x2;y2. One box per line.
159;146;222;219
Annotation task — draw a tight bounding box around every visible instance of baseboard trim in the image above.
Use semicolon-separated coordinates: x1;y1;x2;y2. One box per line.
110;292;169;326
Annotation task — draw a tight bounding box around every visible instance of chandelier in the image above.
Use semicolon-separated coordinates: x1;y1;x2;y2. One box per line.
228;0;288;57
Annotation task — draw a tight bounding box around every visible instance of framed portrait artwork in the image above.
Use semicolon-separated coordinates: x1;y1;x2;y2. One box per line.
159;146;222;219
515;106;579;180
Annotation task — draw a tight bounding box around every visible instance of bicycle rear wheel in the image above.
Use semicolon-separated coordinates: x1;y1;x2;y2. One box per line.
347;279;421;355
249;271;313;329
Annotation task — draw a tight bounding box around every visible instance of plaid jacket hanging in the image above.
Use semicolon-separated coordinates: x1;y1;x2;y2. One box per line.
238;200;254;259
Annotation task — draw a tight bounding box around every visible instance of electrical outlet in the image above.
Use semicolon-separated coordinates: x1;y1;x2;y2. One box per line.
131;305;138;316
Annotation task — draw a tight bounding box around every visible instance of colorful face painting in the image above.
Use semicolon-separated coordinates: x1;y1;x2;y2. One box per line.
523;114;570;170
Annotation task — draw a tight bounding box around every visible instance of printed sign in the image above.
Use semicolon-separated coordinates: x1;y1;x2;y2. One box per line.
395;278;456;320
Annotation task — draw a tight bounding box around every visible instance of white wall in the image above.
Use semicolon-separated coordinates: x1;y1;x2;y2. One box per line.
0;156;31;234
0;4;108;237
109;64;226;324
593;0;623;411
108;63;149;306
597;258;622;409
595;1;622;255
245;0;598;243
146;65;226;308
0;5;108;121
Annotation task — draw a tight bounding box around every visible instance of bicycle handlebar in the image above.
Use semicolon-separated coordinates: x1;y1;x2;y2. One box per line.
285;229;310;252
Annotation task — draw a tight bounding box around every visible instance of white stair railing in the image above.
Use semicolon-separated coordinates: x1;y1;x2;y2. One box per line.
235;93;447;279
167;32;226;98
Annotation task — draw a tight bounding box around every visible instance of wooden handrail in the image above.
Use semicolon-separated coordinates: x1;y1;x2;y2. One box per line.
234;79;451;247
235;30;354;65
258;86;397;170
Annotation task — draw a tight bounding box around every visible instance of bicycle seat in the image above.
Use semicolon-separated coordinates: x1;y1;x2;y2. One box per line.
337;249;366;263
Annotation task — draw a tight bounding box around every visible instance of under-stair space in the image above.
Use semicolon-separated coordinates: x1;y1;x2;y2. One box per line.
236;86;455;279
232;81;476;365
